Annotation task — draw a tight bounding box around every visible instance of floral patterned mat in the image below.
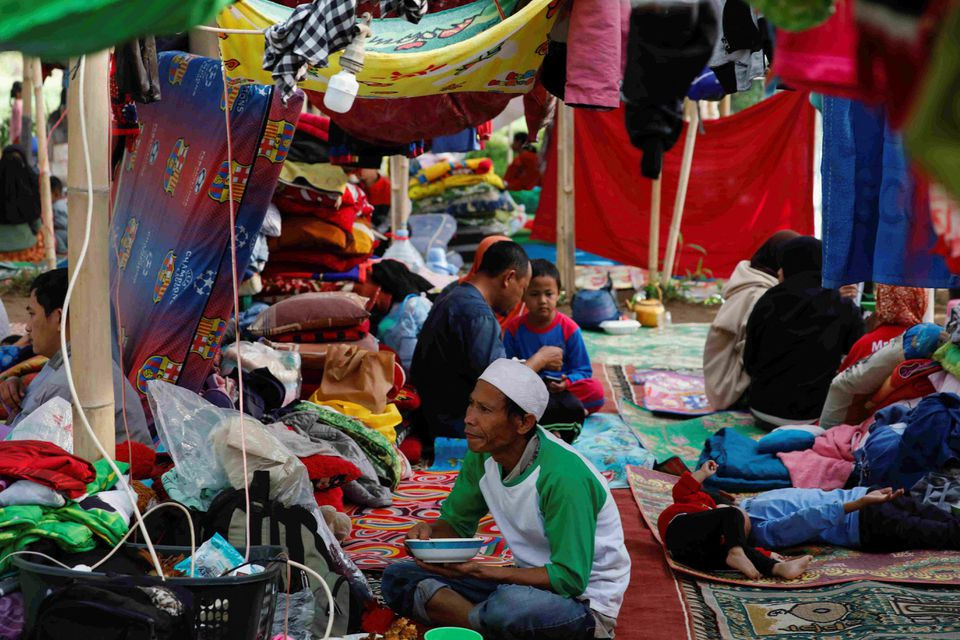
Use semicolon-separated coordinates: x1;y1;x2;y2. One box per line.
682;578;960;639
628;466;960;588
343;470;511;572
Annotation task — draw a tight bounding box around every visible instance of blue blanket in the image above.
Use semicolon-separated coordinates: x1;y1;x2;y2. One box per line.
821;97;958;289
699;428;791;492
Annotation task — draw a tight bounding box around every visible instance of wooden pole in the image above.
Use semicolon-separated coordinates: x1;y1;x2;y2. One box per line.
719;95;731;118
661;99;699;285
67;52;115;462
20;55;34;162
648;177;661;286
31;58;57;269
556;101;576;297
389;155;410;233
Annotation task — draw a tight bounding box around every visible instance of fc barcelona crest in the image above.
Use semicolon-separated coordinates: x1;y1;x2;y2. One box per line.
190;317;228;360
136;355;183;394
153;250;176;303
163;138;190;196
258;119;295;164
208;160;251;204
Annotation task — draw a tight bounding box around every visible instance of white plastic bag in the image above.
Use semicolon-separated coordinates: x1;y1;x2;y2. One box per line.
221;340;302;407
7;396;74;452
147;380;231;503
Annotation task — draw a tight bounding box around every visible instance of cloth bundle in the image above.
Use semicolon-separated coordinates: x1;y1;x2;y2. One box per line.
406;155;516;260
249;291;382;400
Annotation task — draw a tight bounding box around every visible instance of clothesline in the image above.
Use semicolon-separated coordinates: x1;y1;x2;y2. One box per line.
194;24;265;34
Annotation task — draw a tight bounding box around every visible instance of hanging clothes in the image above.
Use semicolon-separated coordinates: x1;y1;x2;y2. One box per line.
114;37;161;104
328;121;424;167
263;0;427;102
564;0;629;110
622;1;718;179
430;128;480;154
707;0;768;94
821;96;959;289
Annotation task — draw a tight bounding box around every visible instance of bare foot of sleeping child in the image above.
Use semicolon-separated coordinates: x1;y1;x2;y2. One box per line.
771;554;813;580
725;546;761;579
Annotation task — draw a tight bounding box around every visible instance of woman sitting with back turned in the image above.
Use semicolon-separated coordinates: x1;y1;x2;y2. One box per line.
743;236;864;428
704;230;799;410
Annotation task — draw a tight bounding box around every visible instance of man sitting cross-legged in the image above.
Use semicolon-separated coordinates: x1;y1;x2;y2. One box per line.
381;359;630;639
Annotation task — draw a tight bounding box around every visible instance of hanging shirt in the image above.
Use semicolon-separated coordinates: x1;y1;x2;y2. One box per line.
439;426;631;619
410;283;505;438
741;486;869;549
503;311;592;383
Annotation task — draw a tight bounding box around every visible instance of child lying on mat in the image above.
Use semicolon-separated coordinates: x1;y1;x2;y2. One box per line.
503;259;605;428
658;461;813;580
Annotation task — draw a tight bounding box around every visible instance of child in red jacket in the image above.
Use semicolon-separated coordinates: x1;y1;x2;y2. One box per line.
657;460;812;580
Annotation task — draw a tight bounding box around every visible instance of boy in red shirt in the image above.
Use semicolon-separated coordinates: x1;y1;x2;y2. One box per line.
657;461;812;580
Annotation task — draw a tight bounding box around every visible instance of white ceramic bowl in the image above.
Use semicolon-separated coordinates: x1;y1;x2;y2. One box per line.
405;538;485;563
599;319;641;335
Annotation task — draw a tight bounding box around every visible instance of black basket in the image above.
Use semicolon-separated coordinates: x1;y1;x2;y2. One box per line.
14;544;285;640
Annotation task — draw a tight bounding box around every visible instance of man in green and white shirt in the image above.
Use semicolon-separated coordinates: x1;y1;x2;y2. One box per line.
382;359;630;639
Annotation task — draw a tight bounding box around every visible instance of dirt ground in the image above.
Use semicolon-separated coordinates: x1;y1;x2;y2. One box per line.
2;293;30;327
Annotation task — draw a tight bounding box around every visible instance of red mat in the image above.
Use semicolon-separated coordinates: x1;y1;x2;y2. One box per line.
612;488;692;640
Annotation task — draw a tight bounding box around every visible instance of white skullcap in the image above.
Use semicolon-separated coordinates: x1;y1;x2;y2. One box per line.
478;358;549;421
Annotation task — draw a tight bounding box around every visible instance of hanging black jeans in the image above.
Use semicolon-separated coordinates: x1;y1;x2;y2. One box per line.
664;507;778;576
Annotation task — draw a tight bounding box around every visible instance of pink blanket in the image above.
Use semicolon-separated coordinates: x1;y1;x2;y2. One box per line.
777;423;867;489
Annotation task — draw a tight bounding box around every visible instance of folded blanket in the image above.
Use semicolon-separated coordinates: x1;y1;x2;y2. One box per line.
777;422;865;489
698;428;791;492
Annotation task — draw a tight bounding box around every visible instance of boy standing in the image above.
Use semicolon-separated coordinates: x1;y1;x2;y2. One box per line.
503;259;605;427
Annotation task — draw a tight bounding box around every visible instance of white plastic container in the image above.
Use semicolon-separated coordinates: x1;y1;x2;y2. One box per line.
382;228;426;272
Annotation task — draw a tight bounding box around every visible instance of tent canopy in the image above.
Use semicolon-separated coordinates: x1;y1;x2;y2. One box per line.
218;0;558;98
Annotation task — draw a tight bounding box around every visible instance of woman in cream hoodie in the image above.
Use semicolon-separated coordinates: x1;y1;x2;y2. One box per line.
704;231;799;409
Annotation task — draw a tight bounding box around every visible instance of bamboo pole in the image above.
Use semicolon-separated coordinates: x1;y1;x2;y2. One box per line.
389;155;410;233
719;95;731;118
31;58;57;269
661;99;699;285
556;101;576;296
67;52;115;462
648;177;661;285
20;55;34;162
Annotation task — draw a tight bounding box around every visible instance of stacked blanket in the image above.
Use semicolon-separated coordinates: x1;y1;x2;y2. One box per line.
408;158;518;262
698;428;791;492
263;113;379;300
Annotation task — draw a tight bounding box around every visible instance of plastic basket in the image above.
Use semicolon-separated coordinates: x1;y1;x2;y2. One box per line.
14;544;284;640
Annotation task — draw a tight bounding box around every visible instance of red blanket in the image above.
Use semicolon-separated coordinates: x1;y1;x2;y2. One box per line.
533;91;816;278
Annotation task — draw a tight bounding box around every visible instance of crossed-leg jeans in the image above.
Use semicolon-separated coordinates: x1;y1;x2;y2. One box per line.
381;560;597;640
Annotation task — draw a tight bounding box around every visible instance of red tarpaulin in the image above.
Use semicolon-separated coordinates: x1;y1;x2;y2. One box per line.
533;91;816;278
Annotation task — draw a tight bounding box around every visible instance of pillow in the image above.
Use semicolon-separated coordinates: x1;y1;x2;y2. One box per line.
757;429;817;454
269;217;348;250
269;321;371;344
248;292;369;337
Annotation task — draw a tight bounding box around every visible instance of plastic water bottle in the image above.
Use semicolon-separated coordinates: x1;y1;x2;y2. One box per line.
382;228;426;273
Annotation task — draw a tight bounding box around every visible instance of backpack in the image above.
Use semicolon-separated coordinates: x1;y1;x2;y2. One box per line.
572;283;620;330
28;582;191;640
0;147;40;226
199;471;362;638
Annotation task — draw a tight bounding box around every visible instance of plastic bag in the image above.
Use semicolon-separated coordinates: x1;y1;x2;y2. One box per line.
270;589;315;640
380;294;433;371
222;341;302;407
209;413;316;509
147;380;232;505
173;532;257;578
408;213;457;258
6;396;74;452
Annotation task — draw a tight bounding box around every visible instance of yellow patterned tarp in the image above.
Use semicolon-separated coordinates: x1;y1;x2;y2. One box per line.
217;0;561;98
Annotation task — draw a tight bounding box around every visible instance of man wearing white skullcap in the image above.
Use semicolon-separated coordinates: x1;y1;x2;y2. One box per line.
382;359;631;639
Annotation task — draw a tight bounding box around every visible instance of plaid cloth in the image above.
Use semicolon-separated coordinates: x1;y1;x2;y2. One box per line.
263;0;427;102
